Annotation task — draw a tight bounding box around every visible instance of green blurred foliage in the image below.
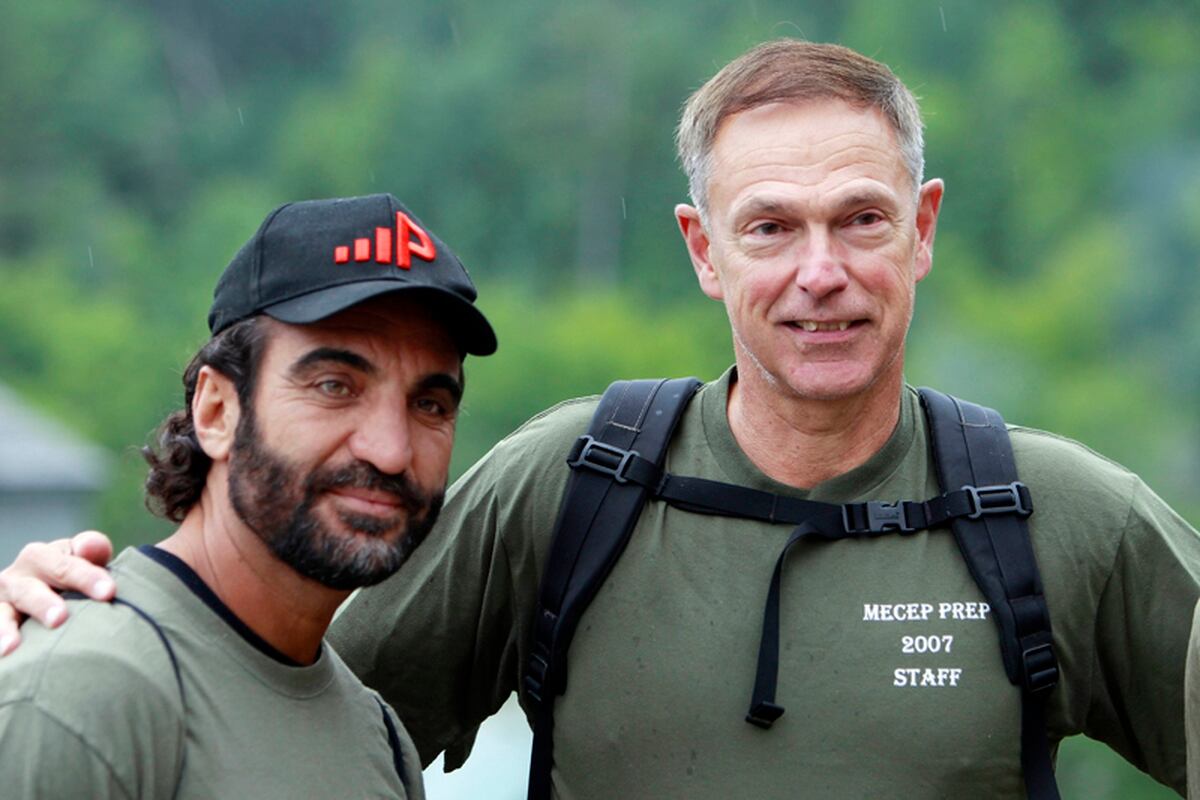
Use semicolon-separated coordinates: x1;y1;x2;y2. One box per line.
2;2;1198;795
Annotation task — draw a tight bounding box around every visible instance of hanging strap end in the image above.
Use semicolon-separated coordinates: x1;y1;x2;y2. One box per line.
745;701;785;729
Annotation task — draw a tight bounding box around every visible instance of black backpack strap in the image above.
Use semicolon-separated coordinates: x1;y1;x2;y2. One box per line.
918;388;1060;800
524;377;701;800
375;699;412;792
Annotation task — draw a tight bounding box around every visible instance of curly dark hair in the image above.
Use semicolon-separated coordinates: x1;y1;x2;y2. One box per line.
142;317;268;522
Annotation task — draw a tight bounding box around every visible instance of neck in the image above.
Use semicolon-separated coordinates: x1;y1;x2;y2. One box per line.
158;488;349;665
726;363;904;489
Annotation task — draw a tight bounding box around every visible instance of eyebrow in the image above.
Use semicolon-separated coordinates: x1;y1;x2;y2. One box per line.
419;372;464;406
288;347;463;403
289;347;377;377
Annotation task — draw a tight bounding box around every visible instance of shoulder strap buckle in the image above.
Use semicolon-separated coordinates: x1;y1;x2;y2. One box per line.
963;481;1032;519
567;435;641;484
842;500;921;534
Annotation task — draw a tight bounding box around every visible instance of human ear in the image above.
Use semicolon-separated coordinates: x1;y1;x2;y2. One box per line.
192;366;241;462
675;204;724;301
913;179;944;282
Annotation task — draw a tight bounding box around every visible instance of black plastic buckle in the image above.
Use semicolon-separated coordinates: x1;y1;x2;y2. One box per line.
963;482;1032;520
1020;642;1058;694
842;500;916;534
745;701;785;729
567;435;640;484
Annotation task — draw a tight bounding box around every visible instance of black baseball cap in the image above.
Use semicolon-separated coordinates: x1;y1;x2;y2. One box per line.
208;194;497;356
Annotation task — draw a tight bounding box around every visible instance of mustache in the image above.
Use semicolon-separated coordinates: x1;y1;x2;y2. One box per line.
306;461;433;512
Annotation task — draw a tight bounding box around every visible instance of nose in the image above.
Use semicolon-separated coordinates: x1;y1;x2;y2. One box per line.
347;399;414;477
793;227;849;300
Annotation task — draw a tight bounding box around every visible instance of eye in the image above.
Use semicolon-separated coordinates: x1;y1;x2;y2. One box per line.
850;211;884;226
750;221;784;236
414;395;455;419
316;379;353;398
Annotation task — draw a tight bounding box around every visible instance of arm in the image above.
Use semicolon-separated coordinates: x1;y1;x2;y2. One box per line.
1082;479;1200;794
1013;427;1200;794
0;530;116;655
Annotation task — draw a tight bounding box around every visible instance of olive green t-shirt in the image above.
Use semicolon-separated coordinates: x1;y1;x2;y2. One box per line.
330;371;1200;798
0;547;424;800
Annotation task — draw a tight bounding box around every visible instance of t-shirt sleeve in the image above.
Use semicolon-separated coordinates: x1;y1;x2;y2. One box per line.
1084;478;1200;794
328;398;594;769
0;603;186;799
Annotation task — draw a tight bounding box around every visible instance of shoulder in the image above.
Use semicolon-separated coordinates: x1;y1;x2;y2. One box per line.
492;395;600;462
0;594;184;719
1003;423;1198;583
0;595;185;792
1008;425;1141;507
481;376;712;476
449;393;601;505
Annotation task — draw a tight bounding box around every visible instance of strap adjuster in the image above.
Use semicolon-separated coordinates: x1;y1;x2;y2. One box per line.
963;482;1032;519
1020;642;1058;694
568;436;641;484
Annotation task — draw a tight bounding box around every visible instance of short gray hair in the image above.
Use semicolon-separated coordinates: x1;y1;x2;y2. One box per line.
676;40;925;218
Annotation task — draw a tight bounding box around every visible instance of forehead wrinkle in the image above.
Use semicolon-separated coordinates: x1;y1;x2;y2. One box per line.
721;142;904;187
715;113;899;166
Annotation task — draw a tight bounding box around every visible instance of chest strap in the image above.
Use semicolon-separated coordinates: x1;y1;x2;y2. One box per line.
567;432;1037;727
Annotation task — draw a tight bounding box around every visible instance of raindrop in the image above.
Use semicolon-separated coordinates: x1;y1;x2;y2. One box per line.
87;246;94;269
621;197;627;219
237;107;245;126
939;6;947;32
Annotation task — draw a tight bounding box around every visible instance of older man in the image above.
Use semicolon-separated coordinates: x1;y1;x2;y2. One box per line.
0;193;495;798
3;41;1198;799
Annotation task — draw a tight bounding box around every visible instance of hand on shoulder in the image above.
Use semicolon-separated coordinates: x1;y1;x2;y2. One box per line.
0;531;116;656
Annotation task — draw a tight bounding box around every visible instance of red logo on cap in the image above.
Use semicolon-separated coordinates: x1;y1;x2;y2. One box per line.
333;211;437;270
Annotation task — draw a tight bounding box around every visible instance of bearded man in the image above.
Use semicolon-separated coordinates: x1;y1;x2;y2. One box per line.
0;193;495;799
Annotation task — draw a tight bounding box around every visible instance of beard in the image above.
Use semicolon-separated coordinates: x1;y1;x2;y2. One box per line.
226;408;444;590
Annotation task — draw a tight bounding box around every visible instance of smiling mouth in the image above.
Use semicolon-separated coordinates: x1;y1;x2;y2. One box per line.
328;489;405;516
786;319;864;332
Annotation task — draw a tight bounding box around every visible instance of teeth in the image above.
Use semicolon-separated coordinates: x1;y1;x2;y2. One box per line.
797;321;850;332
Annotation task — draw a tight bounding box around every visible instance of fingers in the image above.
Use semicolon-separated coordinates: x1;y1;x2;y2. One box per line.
0;537;117;634
28;536;115;599
0;569;71;631
69;531;116;574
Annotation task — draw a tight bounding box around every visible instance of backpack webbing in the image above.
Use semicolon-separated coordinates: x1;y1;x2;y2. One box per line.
920;389;1060;799
523;380;1058;800
525;378;701;800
